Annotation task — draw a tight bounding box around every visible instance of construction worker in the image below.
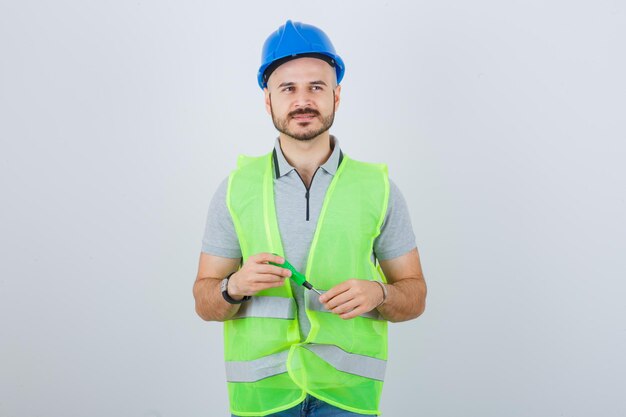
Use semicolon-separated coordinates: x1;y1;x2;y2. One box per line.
194;20;427;417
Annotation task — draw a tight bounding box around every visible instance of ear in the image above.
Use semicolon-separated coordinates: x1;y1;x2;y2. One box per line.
333;84;341;112
264;88;272;115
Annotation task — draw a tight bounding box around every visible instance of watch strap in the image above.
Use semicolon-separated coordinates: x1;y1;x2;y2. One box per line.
221;271;251;304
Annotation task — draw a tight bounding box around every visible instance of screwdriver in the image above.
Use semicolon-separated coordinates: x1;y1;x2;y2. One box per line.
269;255;322;295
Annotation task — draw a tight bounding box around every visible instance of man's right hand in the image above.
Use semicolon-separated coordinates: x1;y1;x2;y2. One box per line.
227;253;292;299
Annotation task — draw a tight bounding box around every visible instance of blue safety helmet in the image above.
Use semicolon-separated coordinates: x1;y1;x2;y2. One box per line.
257;20;345;89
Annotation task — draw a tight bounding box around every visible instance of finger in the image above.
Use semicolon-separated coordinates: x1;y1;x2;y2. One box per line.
256;264;292;278
330;298;360;315
238;275;287;295
324;290;354;311
254;252;285;265
251;279;288;292
251;273;287;284
339;304;368;320
319;281;350;303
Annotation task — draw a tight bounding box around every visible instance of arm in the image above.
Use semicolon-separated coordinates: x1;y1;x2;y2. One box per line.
193;253;243;322
193;252;292;322
376;247;427;322
319;247;427;322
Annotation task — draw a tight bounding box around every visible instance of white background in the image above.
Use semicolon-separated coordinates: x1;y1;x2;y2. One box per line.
1;1;625;416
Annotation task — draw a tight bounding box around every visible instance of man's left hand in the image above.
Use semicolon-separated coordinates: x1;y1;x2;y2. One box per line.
319;279;384;320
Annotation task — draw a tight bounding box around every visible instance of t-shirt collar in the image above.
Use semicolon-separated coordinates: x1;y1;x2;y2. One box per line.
272;135;344;179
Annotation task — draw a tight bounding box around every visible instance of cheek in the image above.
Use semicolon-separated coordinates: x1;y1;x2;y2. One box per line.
270;98;288;114
322;95;336;111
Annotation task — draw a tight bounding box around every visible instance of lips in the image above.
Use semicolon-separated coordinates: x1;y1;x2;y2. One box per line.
292;113;317;121
289;108;320;121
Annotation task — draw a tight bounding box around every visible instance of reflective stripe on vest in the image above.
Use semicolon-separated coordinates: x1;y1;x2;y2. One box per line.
232;296;296;320
302;344;387;381
306;290;383;321
225;350;289;383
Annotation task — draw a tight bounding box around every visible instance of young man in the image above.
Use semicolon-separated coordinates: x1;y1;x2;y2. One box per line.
194;20;427;417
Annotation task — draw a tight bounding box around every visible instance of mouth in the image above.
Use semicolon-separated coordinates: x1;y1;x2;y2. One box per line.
291;113;318;122
289;108;320;122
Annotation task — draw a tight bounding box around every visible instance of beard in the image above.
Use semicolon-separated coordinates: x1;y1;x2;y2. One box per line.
269;94;336;141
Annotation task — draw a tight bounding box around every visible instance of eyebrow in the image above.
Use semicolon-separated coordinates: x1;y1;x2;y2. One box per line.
277;80;328;88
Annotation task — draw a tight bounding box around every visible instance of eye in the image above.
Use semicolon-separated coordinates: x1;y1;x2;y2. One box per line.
281;86;294;93
311;85;323;91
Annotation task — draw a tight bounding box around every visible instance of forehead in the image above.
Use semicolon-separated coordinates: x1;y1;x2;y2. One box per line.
267;57;335;87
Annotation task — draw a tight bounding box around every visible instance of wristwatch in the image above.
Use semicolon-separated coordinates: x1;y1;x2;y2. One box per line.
221;271;251;304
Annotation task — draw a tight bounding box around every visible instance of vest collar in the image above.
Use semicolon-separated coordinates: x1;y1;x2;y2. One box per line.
272;135;344;179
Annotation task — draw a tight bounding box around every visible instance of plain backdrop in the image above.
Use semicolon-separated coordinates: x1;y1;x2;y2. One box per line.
1;1;625;416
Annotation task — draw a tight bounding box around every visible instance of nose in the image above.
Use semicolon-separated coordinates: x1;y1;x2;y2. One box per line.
292;89;314;108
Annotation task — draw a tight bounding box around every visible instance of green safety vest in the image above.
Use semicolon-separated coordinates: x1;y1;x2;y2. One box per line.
225;150;390;416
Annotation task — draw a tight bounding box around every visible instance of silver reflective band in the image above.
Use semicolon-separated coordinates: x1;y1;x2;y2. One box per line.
307;290;383;320
225;350;289;382
303;344;387;381
232;296;296;320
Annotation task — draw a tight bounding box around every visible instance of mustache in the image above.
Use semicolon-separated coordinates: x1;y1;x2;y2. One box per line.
289;108;320;118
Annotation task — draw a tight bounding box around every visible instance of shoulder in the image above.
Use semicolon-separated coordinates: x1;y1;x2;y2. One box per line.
215;175;229;196
386;177;410;211
342;155;389;187
375;176;417;260
344;154;388;172
227;151;274;185
232;151;273;171
207;175;230;210
388;177;403;197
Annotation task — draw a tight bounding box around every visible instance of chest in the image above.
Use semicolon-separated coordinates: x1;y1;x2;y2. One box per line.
271;171;332;272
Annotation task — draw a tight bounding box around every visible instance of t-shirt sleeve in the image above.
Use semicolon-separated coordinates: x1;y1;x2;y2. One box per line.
201;176;243;258
373;178;417;261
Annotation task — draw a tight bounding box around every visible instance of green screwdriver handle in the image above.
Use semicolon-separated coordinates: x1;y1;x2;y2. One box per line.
270;254;313;290
269;256;306;286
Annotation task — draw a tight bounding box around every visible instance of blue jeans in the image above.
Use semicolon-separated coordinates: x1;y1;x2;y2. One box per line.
232;394;371;416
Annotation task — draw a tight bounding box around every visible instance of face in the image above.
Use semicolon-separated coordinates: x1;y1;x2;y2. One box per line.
264;57;341;142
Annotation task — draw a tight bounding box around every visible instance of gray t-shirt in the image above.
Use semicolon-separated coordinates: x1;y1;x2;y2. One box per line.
201;136;417;338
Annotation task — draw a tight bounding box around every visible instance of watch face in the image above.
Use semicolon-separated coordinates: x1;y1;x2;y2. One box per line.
220;278;228;293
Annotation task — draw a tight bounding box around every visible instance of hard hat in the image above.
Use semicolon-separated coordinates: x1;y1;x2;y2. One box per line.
257;20;345;89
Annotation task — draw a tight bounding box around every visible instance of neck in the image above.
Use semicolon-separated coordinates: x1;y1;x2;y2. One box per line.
278;132;334;176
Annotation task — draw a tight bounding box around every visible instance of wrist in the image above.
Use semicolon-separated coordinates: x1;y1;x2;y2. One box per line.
221;271;250;304
226;272;244;300
373;280;388;308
